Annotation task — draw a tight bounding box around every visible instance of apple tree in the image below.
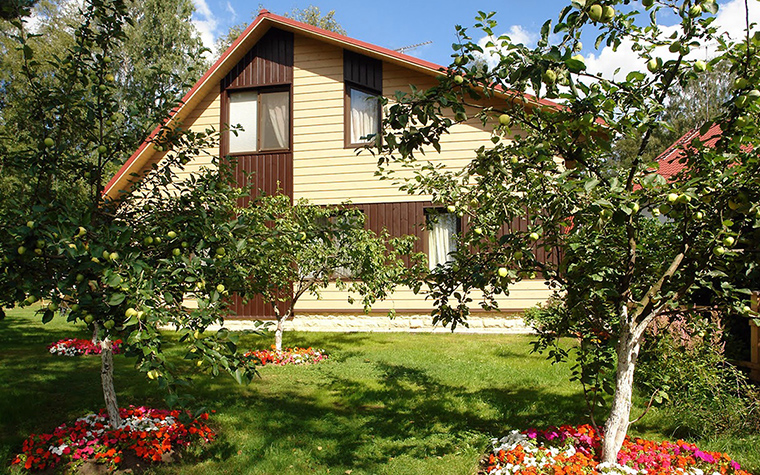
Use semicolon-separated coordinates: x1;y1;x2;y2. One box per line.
0;0;262;428
230;193;421;351
378;0;760;463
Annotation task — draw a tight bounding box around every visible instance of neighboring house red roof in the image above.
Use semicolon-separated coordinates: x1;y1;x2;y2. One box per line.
104;9;562;199
653;123;724;181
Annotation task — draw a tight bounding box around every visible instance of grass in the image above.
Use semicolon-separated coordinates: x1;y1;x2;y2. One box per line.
1;307;758;475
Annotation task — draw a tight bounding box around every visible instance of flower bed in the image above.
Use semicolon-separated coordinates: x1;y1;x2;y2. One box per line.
484;425;750;475
47;338;123;357
244;346;328;366
12;406;215;473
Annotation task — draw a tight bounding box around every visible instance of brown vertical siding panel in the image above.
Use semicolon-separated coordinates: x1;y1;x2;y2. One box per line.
223;29;293;89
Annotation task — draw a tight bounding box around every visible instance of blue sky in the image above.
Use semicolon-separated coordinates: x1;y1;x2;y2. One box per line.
192;0;759;79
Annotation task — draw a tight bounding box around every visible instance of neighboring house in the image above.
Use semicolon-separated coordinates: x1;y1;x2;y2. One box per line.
105;9;557;319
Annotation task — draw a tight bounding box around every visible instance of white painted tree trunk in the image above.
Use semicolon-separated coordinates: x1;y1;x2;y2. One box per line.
100;338;121;428
602;328;641;464
275;315;285;352
91;321;99;344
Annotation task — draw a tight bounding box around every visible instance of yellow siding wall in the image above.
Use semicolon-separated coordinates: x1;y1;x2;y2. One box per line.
292;35;504;205
296;280;552;314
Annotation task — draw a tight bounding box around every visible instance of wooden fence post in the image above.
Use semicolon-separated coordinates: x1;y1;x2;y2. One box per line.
751;292;760;382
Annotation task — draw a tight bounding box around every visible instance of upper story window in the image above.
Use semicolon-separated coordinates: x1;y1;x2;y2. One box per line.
344;50;382;148
347;85;380;145
228;89;290;154
426;209;459;270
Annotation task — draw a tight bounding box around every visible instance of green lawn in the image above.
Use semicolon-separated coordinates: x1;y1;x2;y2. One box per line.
1;307;758;474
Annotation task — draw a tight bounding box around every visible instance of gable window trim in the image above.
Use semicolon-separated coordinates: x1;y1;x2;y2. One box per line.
344;82;382;149
223;85;292;156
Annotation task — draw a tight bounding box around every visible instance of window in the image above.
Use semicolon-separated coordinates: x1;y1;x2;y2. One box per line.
227;89;289;154
426;210;459;270
347;85;380;146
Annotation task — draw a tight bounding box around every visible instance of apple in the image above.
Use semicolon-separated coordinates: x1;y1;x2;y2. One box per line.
588;4;603;21
97;145;107;154
84;314;94;324
181;241;189;248
601;5;615;22
44;137;54;147
497;267;509;278
735;95;749;108
447;205;457;213
216;284;225;293
667;193;679;203
652;208;661;217
91;257;100;264
733;78;749;90
573;42;583;52
103;319;115;330
735;116;750;128
542;70;557;85
154;237;162;244
167;231;177;239
631;202;640;213
695;211;704;220
693;60;707;72
103;56;112;63
147;370;159;380
75;273;85;282
647;58;661;73
742;305;752;314
26;220;34;229
144;236;154;245
172;248;181;257
713;246;726;256
722;236;735;247
571;53;585;64
689;4;702;16
48;302;58;311
137;311;145;320
105;73;115;82
529;232;540;241
216;247;226;256
102;250;110;260
454;111;467;122
17;246;26;255
453;75;464;85
510;156;519;164
498;114;511;126
34;248;43;256
474;227;483;235
109;252;118;261
196;360;203;367
677;194;691;204
125;307;138;318
642;0;654;7
600;209;613;219
70;304;80;312
35;240;44;249
194;330;202;339
514;250;524;260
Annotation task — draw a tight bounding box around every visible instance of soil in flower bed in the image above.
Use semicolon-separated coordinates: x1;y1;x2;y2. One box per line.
11;406;214;474
243;346;328;366
47;338;123;357
481;425;751;475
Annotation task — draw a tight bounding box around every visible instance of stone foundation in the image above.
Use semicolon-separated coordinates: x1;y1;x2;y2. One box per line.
215;314;534;334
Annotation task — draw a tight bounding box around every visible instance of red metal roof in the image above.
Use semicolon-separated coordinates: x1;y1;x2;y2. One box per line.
104;9;560;198
653;123;724;181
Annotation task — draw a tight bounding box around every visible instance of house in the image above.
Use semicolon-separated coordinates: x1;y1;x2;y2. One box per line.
104;9;556;321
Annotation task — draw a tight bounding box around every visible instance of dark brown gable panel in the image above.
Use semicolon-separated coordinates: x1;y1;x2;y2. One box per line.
344;50;382;92
223;28;294;89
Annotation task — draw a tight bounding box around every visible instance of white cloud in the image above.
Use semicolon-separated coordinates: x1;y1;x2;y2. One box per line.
475;25;539;68
582;0;760;80
506;25;538;47
192;0;218;53
225;1;236;21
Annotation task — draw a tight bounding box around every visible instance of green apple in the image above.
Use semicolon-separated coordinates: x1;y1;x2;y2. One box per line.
97;145;107;154
693;60;707;72
713;246;726;256
601;5;615;22
34;248;43;256
172;248;181;257
646;58;661;73
497;267;509;278
44;137;54;148
75;273;85;282
667;193;679;203
474;227;483;235
181;241;189;248
70;304;80;312
84;314;94;324
722;236;735;247
447;205;457;213
48;302;58;311
642;0;654;7
677;194;691;204
689;4;702;16
154;237;162;245
498;114;511;126
453;75;464;85
735;116;750;128
542;70;557;85
144;236;154;245
102;250;110;260
91;257;100;264
454;111;467;122
36;240;44;249
695;211;704;220
216;284;225;293
109;252;118;261
103;319;115;330
510;156;519;164
733;78;749;90
167;231;177;239
17;246;26;255
588;4;603;21
105;73;115;82
735;95;749;108
147;370;159;380
514;250;524;260
216;247;226;256
196;360;203;367
26;220;34;229
529;232;540;241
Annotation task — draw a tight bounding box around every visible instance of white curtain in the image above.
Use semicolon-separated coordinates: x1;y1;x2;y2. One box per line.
428;213;457;269
228;91;258;153
262;91;289;150
350;88;379;144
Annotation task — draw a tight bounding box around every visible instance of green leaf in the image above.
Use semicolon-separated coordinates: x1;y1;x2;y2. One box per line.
108;293;126;306
42;309;54;324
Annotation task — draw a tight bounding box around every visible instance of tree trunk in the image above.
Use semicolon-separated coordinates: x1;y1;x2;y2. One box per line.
91;321;99;344
100;338;121;428
602;328;641;464
275;315;285;352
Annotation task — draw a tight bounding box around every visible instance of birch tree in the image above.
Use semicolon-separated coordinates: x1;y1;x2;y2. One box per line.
379;0;760;463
